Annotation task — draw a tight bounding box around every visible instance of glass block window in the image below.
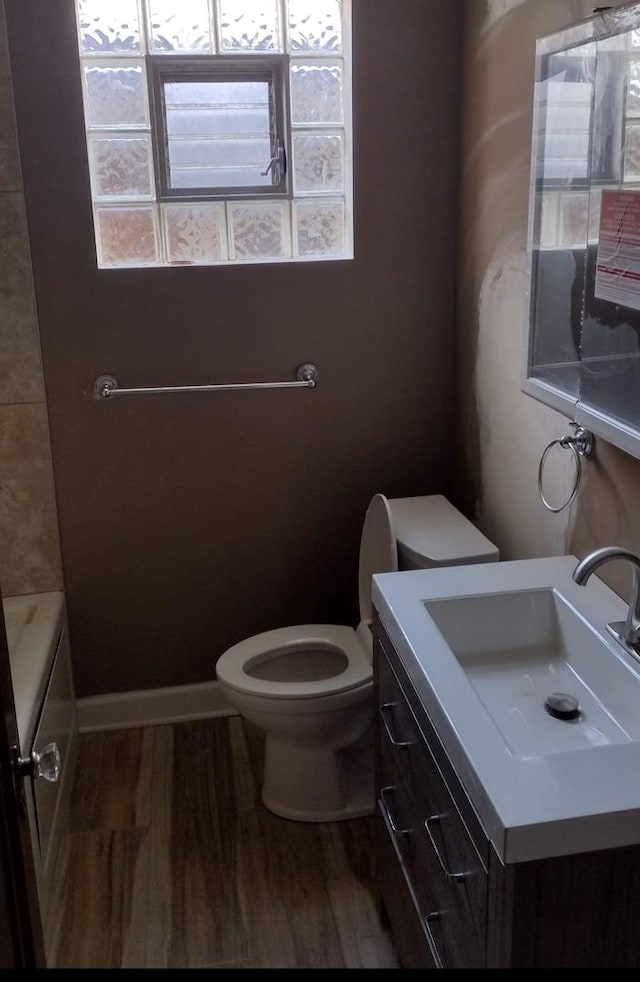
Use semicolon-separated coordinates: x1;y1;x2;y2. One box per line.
74;0;352;268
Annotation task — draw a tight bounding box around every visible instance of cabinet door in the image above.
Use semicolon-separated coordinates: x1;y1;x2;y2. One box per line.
30;623;77;877
0;591;45;965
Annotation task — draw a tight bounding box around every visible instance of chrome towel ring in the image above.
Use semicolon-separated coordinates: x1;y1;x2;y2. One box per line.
538;424;594;513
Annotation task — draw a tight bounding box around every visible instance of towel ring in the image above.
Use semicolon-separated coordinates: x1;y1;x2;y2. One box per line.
538;424;594;514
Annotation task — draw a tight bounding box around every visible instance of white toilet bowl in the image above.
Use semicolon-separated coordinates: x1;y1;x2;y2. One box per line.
215;493;499;822
216;623;374;821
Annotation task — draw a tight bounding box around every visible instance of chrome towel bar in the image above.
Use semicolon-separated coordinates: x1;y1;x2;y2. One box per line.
93;363;318;400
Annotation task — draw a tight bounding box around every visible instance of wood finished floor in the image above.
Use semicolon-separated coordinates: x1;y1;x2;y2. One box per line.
45;716;399;969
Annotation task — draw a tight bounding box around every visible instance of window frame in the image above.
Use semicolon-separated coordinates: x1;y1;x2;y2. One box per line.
147;54;291;203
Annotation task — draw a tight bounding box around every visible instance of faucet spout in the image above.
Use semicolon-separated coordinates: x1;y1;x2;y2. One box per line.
572;546;640;653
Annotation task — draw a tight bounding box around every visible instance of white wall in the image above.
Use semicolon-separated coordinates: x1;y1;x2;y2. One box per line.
458;0;640;604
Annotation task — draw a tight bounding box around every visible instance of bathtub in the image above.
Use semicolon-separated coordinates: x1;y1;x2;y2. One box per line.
2;590;78;950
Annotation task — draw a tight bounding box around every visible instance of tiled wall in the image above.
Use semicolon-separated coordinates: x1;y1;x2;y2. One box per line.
0;2;63;597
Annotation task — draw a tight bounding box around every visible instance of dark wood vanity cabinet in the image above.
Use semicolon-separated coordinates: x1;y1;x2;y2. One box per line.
373;611;640;969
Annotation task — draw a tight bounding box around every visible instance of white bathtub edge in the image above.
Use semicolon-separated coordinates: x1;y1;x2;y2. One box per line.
76;680;238;732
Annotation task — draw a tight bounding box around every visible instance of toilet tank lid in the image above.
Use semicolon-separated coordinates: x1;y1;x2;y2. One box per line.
388;494;499;564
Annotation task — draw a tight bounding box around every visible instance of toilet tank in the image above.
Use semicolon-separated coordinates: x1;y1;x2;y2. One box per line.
388;494;499;570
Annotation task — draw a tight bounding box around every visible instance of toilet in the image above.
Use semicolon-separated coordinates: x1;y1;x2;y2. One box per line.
215;493;499;822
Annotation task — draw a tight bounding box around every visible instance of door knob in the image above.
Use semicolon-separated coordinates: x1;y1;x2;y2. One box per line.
14;742;61;783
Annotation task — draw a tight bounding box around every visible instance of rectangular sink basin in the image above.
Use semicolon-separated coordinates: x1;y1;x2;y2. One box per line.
372;555;640;864
424;588;638;757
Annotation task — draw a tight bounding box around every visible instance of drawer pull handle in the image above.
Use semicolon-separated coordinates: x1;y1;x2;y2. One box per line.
380;786;413;836
424;912;445;969
378;703;411;749
424;814;466;882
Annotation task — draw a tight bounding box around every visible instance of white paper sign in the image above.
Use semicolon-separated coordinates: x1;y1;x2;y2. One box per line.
594;189;640;311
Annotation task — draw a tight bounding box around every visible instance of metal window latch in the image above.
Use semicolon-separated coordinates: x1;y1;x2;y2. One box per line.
262;139;285;179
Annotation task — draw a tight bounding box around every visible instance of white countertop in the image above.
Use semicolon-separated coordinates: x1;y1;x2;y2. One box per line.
373;556;640;864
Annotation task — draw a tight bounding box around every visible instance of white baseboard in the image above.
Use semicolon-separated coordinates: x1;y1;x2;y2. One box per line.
76;680;237;733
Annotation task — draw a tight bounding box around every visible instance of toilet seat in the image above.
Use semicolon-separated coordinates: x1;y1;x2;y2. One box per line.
216;494;398;703
215;624;371;700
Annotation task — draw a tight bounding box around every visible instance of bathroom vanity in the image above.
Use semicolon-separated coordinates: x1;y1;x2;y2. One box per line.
373;557;640;968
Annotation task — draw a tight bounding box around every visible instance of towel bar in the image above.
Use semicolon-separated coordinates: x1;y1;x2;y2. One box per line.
93;363;318;399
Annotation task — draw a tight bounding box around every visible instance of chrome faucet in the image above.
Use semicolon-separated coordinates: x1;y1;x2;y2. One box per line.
572;546;640;656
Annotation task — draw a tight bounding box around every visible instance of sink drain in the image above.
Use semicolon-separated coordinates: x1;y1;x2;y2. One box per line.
545;692;580;721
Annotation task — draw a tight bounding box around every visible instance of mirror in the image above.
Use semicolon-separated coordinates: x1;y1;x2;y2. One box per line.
524;2;640;459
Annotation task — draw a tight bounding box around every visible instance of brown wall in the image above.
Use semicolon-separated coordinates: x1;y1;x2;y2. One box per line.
5;0;463;697
457;0;640;605
6;0;640;704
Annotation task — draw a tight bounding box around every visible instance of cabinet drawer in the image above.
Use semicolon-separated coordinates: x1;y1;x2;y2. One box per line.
377;644;488;967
